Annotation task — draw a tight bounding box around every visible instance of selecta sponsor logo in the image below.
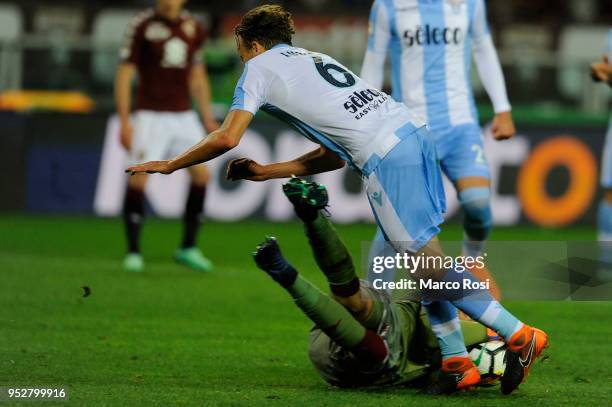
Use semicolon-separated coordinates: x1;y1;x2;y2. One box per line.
403;25;463;47
343;88;388;120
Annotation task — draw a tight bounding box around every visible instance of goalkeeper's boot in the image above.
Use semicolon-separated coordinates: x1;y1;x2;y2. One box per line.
253;237;297;288
175;247;214;272
282;177;329;222
123;253;144;273
501;325;549;395
423;356;481;395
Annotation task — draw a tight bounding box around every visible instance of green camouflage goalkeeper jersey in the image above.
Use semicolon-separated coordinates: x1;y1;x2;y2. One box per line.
308;282;440;387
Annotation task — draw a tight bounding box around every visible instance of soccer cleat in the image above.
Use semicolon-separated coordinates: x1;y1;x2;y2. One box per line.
501;325;549;395
422;356;481;395
123;253;144;273
175;247;214;272
282;177;329;221
253;237;297;288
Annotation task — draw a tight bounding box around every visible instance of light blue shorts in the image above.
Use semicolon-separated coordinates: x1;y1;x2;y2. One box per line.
433;123;490;182
365;125;446;253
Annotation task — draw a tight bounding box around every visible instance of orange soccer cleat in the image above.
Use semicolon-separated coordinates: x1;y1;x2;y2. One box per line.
423;356;481;395
501;324;549;395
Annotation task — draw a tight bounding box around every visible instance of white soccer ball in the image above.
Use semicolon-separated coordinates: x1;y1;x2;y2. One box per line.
468;340;507;383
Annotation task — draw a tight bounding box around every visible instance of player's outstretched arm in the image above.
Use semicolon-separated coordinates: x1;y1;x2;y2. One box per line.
226;146;345;181
126;110;253;175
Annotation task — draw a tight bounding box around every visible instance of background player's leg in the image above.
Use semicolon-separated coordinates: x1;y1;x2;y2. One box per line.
598;121;612;279
442;125;500;299
254;238;388;366
456;177;492;258
171;113;213;272
441;125;492;259
183;164;208;249
122;110;168;272
122;173;147;272
598;189;612;277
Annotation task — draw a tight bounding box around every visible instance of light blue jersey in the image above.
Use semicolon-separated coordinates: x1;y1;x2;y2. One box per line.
230;44;445;251
230;44;425;176
361;0;510;180
362;0;510;132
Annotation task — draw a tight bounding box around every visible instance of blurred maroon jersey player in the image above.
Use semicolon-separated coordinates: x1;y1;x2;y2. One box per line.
115;0;218;273
121;6;204;111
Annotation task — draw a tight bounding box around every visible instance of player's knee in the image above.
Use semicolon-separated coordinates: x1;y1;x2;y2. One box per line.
127;173;148;190
123;185;145;216
459;187;492;241
598;197;612;231
189;164;209;186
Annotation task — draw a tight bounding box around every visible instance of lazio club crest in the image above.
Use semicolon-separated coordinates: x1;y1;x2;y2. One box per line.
447;0;465;14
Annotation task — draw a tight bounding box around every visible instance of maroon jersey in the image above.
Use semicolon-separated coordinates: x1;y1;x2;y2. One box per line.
120;9;206;112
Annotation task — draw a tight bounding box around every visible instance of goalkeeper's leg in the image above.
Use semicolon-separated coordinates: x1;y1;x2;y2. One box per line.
253;237;388;366
282;177;384;330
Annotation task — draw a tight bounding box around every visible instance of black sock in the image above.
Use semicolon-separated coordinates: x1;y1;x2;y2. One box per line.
182;184;206;249
123;186;145;254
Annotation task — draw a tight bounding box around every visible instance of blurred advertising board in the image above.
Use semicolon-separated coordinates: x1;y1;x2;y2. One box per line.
1;111;607;226
94;114;606;226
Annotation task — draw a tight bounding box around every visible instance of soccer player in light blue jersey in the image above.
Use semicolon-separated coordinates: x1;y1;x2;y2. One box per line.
591;29;612;280
361;0;515;282
127;5;547;394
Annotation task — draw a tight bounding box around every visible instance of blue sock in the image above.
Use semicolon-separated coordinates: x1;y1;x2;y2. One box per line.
459;187;492;257
422;300;468;359
443;264;523;341
598;200;612;266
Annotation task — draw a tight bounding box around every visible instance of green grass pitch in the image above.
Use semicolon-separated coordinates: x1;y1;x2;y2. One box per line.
1;215;610;406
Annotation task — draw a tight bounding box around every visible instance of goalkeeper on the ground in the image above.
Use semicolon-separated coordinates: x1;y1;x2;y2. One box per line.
253;178;492;390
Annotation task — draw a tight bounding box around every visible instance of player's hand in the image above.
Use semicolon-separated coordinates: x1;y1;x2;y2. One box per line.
203;115;221;133
491;111;516;141
119;121;133;151
126;160;174;175
591;56;611;83
226;158;267;181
